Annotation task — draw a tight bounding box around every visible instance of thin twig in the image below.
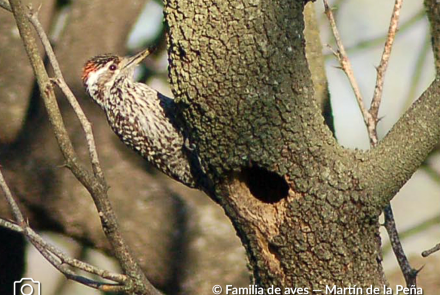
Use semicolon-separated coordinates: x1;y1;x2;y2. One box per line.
382;214;440;254
51;246;88;295
383;206;418;286
324;10;425;59
29;233;127;292
2;0;162;294
0;218;24;233
422;243;440;257
0;218;127;291
28;7;106;185
8;0;126;280
323;0;375;145
366;0;418;287
0;167;26;225
369;0;404;142
27;228;127;283
323;0;417;288
0;0;106;186
0;169;127;291
318;0;347;24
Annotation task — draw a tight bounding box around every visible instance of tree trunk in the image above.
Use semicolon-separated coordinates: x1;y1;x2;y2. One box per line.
163;0;440;290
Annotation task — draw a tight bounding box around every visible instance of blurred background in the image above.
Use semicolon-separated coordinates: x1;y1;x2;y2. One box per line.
0;0;439;294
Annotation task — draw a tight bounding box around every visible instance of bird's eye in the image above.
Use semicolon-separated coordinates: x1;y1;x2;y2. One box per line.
109;64;117;71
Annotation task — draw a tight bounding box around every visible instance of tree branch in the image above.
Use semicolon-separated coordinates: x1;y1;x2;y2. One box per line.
0;0;105;185
0;171;25;225
369;0;403;120
28;6;106;184
324;0;418;287
2;0;162;293
363;78;440;203
382;214;440;254
383;206;418;286
422;243;440;257
367;2;416;286
0;169;127;292
323;0;375;145
324;10;425;59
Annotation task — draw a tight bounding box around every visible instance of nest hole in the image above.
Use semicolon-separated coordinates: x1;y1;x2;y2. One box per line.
241;166;289;204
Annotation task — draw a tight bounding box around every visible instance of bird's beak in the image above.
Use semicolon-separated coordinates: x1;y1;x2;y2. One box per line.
122;49;152;70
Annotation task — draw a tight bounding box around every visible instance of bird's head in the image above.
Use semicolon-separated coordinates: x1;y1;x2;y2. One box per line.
82;49;150;107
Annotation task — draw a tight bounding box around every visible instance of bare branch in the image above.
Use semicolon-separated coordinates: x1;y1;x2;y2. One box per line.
27;7;106;185
323;0;376;145
323;0;403;147
30;235;128;292
383;206;418;287
0;166;25;225
382;213;440;254
323;0;418;288
29;232;127;292
0;169;126;291
27;229;127;283
324;10;424;59
422;243;440;257
0;0;105;185
363;1;415;287
370;0;403;124
0;218;23;233
2;0;162;293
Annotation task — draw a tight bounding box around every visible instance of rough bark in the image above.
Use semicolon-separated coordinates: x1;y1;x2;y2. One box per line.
362;80;440;206
0;0;250;292
1;0;439;293
164;0;440;290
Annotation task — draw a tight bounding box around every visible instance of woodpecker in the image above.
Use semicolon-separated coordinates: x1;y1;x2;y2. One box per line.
82;49;198;188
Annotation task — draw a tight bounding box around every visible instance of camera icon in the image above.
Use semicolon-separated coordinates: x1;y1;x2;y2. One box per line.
14;278;40;295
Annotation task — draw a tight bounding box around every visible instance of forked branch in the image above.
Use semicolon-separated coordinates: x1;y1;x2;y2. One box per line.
323;0;375;144
323;0;417;287
369;0;403;141
0;0;161;294
0;169;127;292
0;0;105;184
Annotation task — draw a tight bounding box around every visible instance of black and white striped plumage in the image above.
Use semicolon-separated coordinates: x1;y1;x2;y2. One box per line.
82;50;197;188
